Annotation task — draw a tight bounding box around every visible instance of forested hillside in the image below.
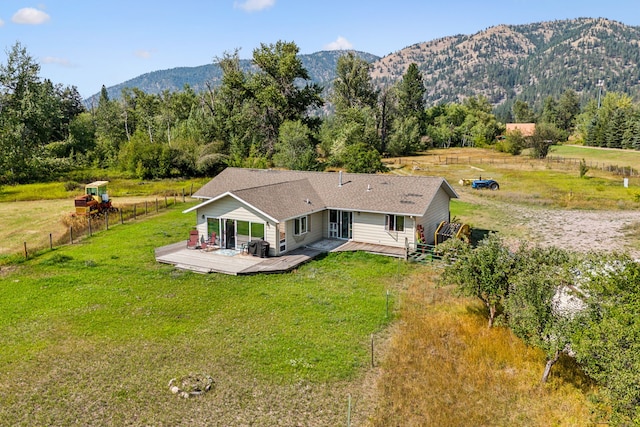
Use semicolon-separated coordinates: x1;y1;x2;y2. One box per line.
90;18;640;119
371;17;640;118
85;50;380;107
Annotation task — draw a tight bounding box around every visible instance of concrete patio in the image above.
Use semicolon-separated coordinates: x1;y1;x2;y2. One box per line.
155;239;407;275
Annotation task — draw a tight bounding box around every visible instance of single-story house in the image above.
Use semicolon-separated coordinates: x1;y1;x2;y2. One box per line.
183;168;459;257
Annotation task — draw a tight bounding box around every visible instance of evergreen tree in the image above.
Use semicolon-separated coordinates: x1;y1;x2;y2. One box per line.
396;63;426;129
93;84;127;165
605;108;626;149
556;89;580;133
540;96;558;125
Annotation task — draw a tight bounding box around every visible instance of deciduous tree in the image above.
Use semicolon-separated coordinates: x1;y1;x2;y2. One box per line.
440;234;515;328
505;245;577;383
571;254;640;424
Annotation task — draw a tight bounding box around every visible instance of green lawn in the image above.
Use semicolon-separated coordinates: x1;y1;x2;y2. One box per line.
0;205;409;425
552;144;640;166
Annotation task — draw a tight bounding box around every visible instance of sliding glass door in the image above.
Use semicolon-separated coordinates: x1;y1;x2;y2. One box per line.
329;210;352;239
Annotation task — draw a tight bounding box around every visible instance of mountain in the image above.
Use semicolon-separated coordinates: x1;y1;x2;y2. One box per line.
87;18;640;114
370;17;640;115
84;50;380;107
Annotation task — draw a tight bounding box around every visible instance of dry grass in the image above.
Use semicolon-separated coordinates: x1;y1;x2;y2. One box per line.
386;148;640;211
0;197;191;257
367;267;598;427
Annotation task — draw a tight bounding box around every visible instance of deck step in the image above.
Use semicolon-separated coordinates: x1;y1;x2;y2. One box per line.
174;263;211;274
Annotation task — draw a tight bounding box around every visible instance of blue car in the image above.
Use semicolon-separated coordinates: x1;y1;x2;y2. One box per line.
472;179;499;190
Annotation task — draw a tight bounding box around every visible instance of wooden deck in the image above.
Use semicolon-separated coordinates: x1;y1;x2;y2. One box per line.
155;239;407;275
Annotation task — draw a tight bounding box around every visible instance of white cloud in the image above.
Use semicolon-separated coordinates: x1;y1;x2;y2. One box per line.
234;0;275;12
324;36;353;51
134;49;153;59
41;56;73;67
12;7;50;25
0;18;5;27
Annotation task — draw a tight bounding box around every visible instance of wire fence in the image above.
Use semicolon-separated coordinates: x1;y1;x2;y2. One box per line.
18;191;193;259
412;155;639;177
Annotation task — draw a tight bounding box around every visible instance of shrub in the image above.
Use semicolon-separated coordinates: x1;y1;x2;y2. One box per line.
579;159;589;178
64;181;82;192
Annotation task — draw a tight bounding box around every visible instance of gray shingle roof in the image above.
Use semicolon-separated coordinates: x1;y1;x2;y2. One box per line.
191;168;458;221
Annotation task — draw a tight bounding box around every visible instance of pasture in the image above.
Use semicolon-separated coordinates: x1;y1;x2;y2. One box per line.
388;146;640;211
0;177;206;257
2;145;638;425
0;205;408;426
0;202;599;426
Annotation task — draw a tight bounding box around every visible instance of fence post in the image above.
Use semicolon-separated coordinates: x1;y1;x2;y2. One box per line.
105;211;109;230
386;290;390;318
165;195;168;208
120;208;123;224
88;216;92;236
24;242;28;259
145;201;148;215
134;204;137;220
50;233;53;250
371;334;375;368
70;226;73;244
182;188;185;203
156;198;158;213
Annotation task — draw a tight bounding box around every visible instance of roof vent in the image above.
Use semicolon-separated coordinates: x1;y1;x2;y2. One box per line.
338;171;343;187
367;184;372;192
305;198;311;204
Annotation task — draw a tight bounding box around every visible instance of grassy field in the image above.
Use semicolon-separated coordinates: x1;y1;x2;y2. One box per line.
0;204;410;426
1;146;638;425
387;146;640;211
369;271;597;426
0;177;208;203
0;177;207;257
0;203;599;426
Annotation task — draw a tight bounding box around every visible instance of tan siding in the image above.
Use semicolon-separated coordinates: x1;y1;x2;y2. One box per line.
353;212;414;248
419;189;451;244
196;196;276;252
197;196;266;223
264;225;277;256
284;211;324;252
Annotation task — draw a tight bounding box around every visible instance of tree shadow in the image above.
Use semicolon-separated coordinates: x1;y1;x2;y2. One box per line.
549;353;595;393
470;228;493;247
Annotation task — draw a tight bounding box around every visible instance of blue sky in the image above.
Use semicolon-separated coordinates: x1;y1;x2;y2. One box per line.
1;0;638;99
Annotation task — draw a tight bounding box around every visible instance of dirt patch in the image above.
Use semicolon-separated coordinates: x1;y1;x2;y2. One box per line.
503;205;640;257
460;192;640;258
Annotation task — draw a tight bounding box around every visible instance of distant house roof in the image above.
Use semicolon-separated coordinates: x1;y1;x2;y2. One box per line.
186;168;458;221
506;123;536;137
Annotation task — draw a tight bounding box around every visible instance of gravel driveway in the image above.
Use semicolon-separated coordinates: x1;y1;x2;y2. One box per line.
506;205;640;257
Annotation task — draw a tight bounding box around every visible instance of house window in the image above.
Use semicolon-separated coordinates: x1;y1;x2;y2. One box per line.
385;215;405;232
251;222;265;239
294;215;309;236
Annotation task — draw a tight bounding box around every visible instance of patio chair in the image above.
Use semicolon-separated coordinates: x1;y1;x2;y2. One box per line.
186;230;200;249
205;232;217;249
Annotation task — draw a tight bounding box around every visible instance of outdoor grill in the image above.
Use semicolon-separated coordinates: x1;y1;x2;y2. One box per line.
248;240;270;258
